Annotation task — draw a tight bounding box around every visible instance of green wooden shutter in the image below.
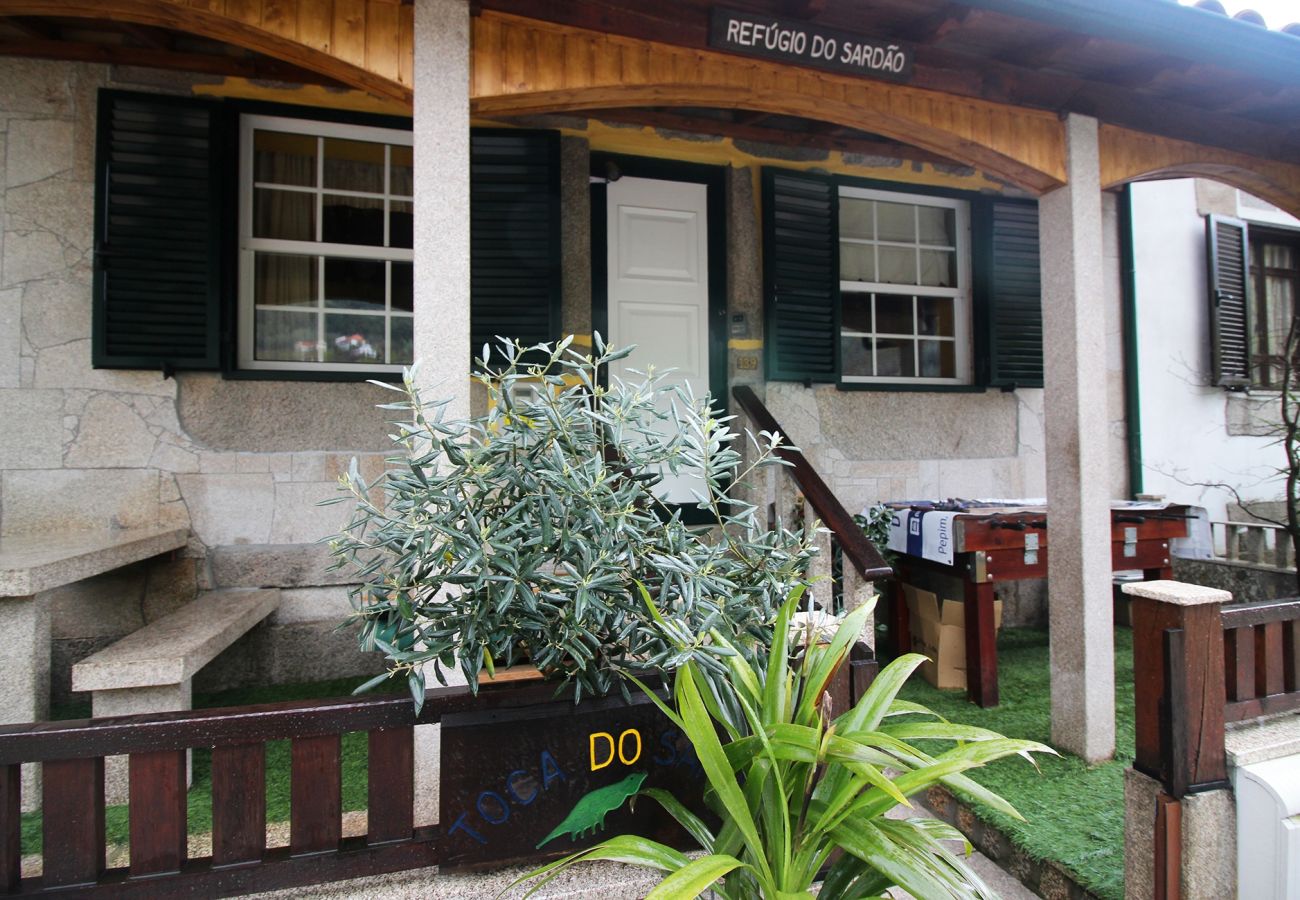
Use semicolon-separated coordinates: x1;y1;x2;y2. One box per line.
983;199;1043;388
763;168;839;383
1207;215;1251;388
470;129;561;367
92;90;222;371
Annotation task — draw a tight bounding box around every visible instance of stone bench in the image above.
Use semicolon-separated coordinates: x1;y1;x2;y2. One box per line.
0;526;190;728
72;587;281;801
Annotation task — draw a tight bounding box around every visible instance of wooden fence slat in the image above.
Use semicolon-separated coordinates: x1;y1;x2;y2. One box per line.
367;727;414;845
212;742;267;867
0;765;18;892
1285;619;1300;693
42;757;105;887
1225;626;1256;702
291;735;341;855
1256;620;1286;697
129;750;187;877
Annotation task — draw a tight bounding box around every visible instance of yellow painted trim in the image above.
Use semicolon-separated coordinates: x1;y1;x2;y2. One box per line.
194;78;411;117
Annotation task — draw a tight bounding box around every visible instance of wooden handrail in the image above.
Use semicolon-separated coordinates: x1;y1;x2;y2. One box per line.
0;681;574;764
1221;596;1300;629
732;385;893;581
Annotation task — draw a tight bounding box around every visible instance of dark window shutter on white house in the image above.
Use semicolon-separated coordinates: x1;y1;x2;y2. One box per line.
470;129;561;366
1207;215;1251;388
763;169;839;383
984;199;1044;388
92;91;222;371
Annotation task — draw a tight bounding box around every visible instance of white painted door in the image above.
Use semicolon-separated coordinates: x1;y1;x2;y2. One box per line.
607;176;711;505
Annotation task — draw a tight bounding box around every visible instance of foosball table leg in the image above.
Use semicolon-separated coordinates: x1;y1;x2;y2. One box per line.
964;579;999;707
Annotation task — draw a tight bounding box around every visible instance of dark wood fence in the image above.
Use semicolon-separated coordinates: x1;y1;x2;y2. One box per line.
0;652;875;898
1130;586;1300;900
0;680;573;898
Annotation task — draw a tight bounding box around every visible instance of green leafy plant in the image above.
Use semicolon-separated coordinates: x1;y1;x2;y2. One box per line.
856;503;896;563
328;336;817;706
515;589;1053;899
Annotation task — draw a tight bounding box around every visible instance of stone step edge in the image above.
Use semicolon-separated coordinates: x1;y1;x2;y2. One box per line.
920;782;1106;900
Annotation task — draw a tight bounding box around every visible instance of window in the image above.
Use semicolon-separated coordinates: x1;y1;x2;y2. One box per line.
838;187;970;384
1248;229;1300;389
93;91;561;379
762;168;1041;389
238;115;414;373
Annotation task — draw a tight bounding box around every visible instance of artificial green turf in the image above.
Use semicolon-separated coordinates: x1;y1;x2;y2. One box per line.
22;675;402;856
896;626;1134;900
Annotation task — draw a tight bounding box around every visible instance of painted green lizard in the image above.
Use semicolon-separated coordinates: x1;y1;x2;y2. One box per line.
535;772;647;849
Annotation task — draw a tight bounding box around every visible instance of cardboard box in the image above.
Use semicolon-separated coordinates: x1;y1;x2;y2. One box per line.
902;583;1003;690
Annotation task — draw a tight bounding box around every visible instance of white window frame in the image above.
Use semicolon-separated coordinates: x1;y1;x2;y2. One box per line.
237;114;414;373
838;185;972;386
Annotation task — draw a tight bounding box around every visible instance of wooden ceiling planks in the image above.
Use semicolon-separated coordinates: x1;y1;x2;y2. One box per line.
0;0;413;102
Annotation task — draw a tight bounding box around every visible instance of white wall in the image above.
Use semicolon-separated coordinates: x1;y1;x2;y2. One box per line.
1131;179;1296;521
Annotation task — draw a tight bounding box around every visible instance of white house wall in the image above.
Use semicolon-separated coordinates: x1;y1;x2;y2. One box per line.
1132;179;1295;522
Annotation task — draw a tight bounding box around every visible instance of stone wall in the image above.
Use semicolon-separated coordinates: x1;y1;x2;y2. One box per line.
0;58;390;703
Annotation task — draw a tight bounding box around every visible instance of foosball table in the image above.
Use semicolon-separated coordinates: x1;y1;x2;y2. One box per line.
884;501;1196;707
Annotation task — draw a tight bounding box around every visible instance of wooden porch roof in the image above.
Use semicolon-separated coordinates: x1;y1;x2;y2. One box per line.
1;0;1298;208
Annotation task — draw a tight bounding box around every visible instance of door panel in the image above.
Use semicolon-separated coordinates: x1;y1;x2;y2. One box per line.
607;176;710;505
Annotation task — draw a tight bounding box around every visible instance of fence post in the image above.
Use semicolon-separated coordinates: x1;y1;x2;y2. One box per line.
1123;580;1235;900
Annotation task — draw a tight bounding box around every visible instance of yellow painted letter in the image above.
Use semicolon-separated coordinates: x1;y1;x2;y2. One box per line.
618;728;643;765
589;732;615;771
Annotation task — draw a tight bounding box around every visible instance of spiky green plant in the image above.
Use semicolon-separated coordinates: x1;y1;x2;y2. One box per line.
514;589;1053;899
327;336;817;707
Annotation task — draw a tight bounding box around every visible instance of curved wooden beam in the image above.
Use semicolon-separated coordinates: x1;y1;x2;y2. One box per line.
0;0;412;105
1100;125;1300;218
471;13;1067;195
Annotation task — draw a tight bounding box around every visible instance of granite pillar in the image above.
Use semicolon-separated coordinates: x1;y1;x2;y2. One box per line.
1039;113;1115;762
413;0;471;417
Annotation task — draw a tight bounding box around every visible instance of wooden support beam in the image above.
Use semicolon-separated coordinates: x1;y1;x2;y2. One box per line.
118;22;175;50
0;38;348;88
1;15;58;40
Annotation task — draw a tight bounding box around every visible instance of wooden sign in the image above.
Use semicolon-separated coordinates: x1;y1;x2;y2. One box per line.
709;7;914;83
439;692;707;870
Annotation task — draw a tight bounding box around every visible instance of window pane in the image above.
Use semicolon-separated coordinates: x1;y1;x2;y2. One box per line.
877;246;916;285
918;297;955;336
322;195;384;246
841;333;873;377
253;188;315;242
324;258;385;311
255;309;319;361
876;201;914;243
392;262;413;312
918;340;955;378
841;292;873;333
254;253;317;307
917;206;955;246
1263;243;1295;269
840;243;875;282
325;314;385;364
323;138;385;193
253;130;315;186
876;294;912;334
873;338;915;378
391;316;414;365
840;198;874;241
919;249;955;287
390;200;414;250
391;146;414;198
